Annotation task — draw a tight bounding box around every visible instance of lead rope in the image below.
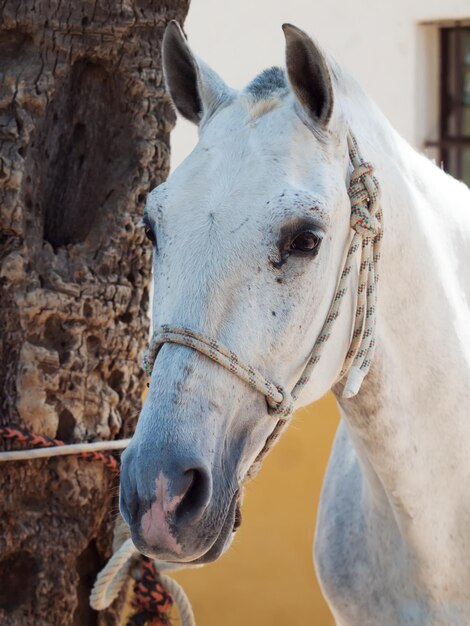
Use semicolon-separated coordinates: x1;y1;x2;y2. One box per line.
144;131;383;420
91;537;195;626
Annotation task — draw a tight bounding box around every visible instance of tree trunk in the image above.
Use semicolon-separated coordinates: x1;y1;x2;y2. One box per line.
0;2;189;624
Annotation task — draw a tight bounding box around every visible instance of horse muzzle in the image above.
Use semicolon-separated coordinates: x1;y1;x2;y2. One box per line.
119;445;240;563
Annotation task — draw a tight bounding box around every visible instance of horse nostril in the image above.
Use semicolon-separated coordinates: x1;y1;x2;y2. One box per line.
175;467;211;526
119;456;139;527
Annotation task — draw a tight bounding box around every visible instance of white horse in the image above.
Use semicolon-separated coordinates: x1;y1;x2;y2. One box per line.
120;22;470;625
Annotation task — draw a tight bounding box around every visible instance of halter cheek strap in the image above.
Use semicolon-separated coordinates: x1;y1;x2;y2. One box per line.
143;131;382;421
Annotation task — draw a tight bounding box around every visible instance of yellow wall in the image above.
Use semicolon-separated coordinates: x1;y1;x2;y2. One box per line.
173;394;339;626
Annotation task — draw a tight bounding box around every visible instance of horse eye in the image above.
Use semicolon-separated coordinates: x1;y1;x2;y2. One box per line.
144;223;156;245
290;230;322;254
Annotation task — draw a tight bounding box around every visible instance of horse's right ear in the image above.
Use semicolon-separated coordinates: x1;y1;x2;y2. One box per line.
162;21;232;125
282;24;334;128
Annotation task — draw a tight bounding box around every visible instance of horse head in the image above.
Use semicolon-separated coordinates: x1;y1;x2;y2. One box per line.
120;22;356;564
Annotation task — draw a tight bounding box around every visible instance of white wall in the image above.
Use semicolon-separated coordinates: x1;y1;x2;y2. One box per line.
170;0;470;169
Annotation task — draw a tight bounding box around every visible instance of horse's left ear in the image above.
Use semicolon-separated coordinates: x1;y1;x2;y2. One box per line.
282;23;334;127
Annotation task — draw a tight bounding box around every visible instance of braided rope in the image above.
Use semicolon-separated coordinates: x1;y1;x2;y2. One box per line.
144;131;382;416
127;557;174;626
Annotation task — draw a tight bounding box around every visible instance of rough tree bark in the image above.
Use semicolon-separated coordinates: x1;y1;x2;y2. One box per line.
0;2;190;624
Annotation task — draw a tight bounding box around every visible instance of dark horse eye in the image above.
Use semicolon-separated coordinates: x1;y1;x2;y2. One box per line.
142;218;156;245
290;230;322;254
144;225;156;244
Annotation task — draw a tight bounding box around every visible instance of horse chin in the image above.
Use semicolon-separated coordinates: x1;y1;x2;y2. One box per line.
186;495;241;565
134;492;241;566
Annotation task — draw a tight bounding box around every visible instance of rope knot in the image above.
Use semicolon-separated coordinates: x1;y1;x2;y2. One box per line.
350;205;381;237
348;160;381;238
266;385;294;420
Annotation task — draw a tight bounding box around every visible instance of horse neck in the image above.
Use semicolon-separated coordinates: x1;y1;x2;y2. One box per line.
334;99;470;533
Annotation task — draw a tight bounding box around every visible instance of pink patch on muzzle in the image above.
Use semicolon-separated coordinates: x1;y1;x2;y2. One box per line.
140;472;183;554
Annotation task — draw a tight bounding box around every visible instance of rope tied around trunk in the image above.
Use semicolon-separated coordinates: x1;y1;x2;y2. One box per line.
144;131;383;418
0;427;195;626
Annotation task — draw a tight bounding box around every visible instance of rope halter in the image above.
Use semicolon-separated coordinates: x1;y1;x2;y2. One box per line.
143;326;294;418
143;131;382;420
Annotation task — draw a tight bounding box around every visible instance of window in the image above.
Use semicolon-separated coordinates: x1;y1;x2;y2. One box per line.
436;25;470;186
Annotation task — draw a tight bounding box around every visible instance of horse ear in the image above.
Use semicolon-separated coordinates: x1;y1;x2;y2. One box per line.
162;21;232;125
282;23;334;127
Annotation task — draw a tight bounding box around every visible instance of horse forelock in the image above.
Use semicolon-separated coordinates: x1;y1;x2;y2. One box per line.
240;66;289;120
244;66;289;100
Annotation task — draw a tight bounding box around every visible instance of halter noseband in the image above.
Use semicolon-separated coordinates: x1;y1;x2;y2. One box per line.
143;131;382;422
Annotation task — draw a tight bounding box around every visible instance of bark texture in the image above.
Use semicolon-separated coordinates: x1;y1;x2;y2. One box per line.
0;2;189;624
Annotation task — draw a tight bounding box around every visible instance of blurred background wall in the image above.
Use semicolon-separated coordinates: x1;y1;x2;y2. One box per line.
172;0;470;182
169;1;470;623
